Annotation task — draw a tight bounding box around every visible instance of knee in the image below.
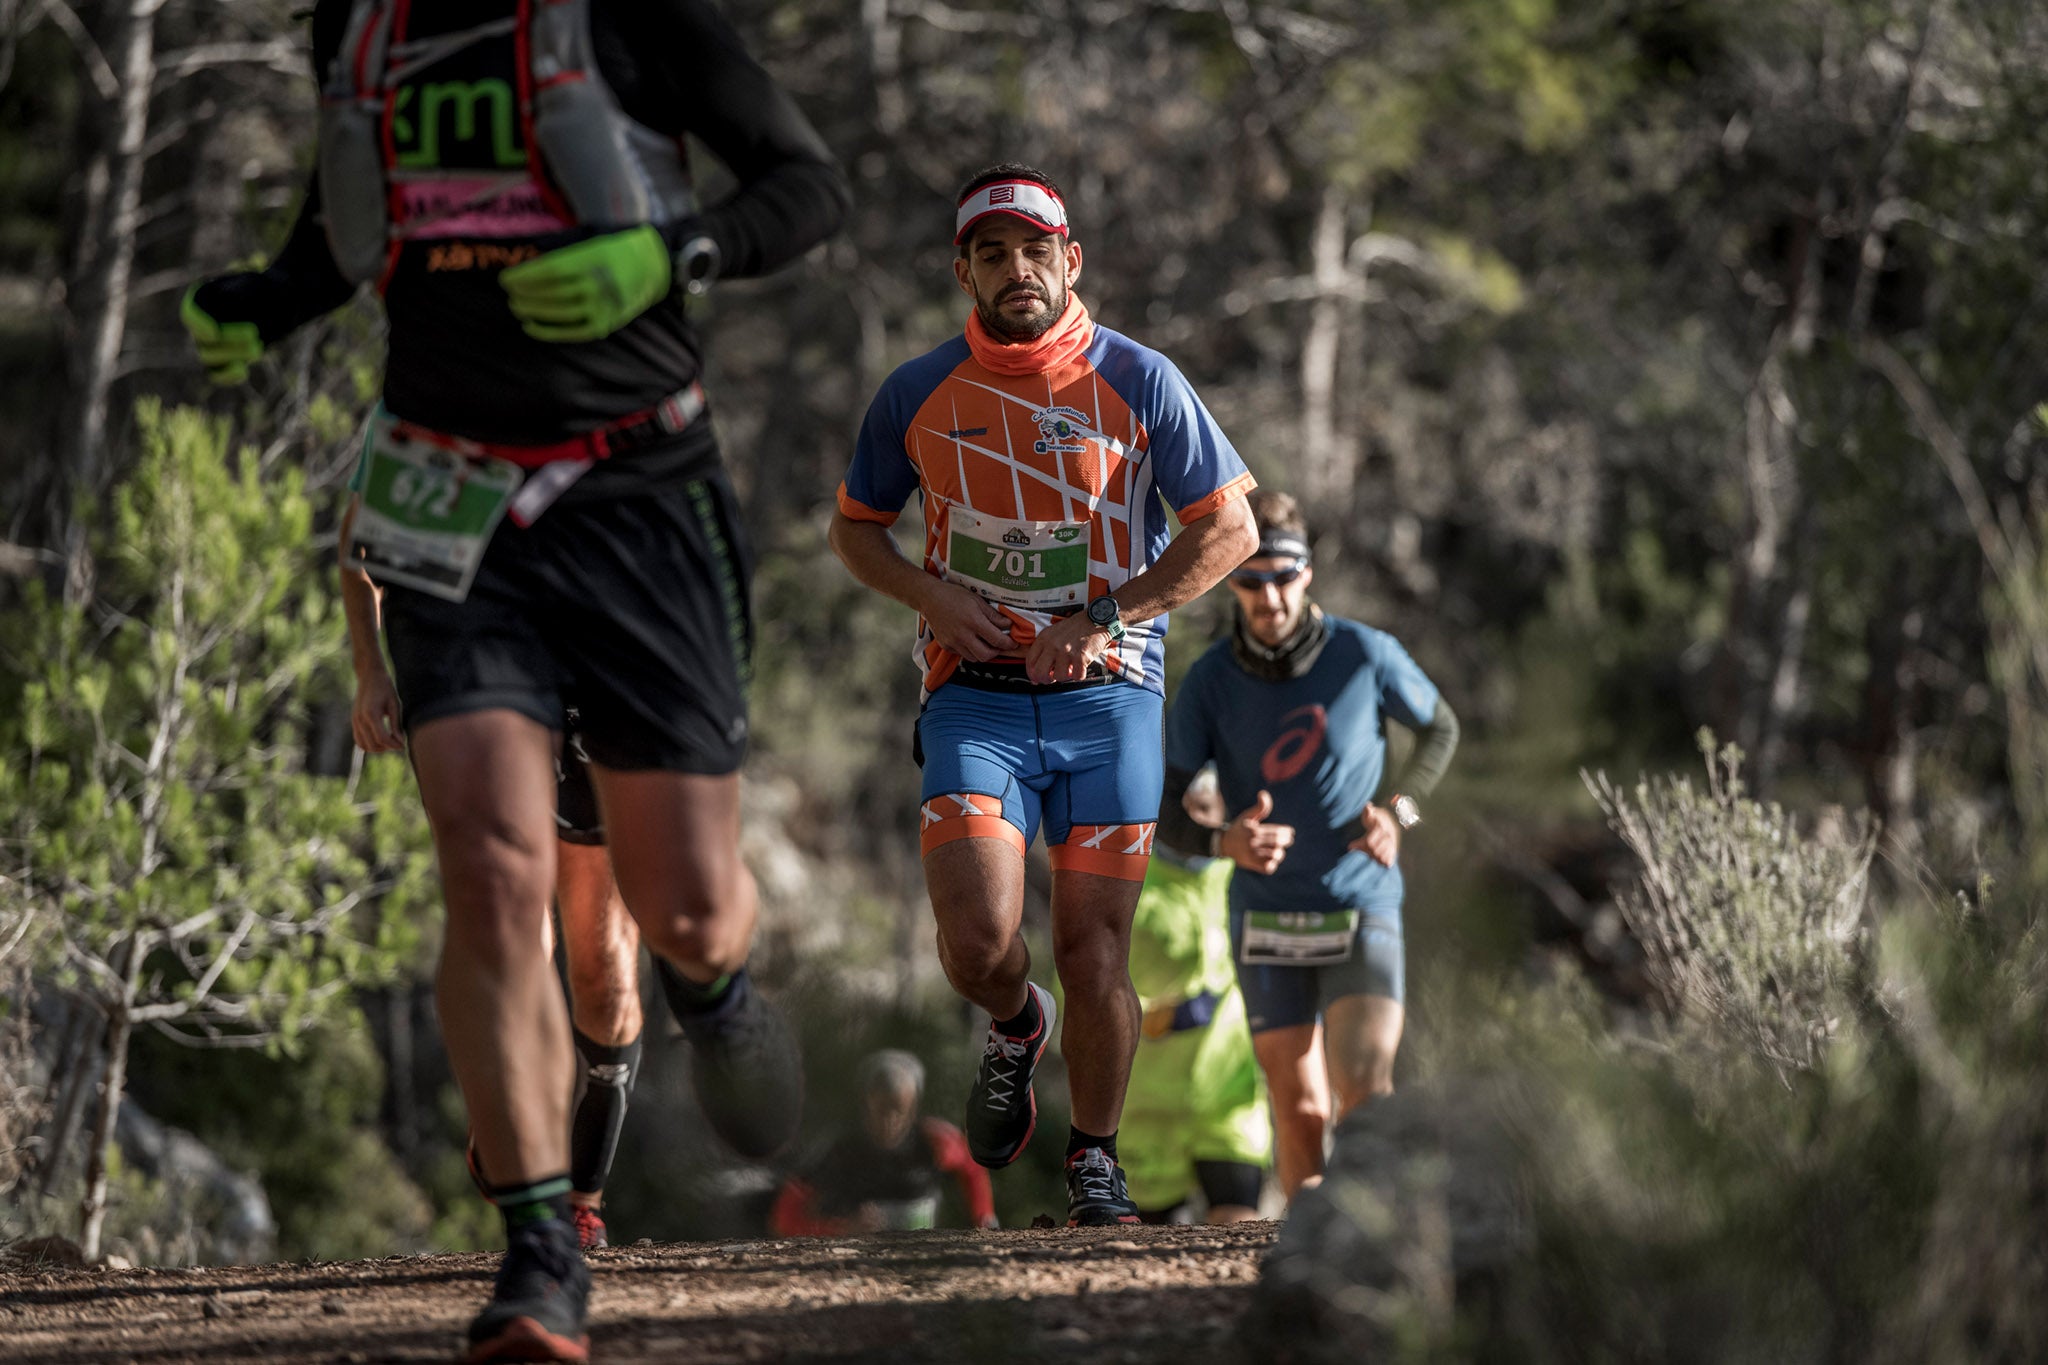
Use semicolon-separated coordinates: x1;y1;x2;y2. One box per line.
433;821;553;963
936;920;1011;989
1050;920;1128;997
1333;1054;1396;1113
641;909;750;977
634;858;755;975
1278;1093;1332;1135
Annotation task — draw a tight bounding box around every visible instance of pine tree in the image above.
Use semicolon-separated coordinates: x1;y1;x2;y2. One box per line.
0;401;431;1261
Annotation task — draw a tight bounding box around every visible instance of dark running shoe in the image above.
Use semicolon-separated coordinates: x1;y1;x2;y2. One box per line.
663;963;803;1160
464;1217;590;1363
965;982;1056;1168
1065;1147;1141;1227
570;1205;607;1252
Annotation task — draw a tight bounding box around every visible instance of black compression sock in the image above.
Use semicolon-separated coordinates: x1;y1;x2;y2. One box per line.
490;1174;573;1234
569;1028;642;1198
1067;1127;1117;1161
991;987;1042;1038
657;958;745;1024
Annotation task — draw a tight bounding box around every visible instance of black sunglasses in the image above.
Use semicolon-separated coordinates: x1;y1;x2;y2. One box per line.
1229;562;1306;589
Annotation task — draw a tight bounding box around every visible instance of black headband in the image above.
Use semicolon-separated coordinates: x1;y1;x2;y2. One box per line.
1255;532;1312;563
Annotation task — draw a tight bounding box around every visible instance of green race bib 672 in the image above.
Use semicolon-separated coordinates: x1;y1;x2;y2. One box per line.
347;415;522;602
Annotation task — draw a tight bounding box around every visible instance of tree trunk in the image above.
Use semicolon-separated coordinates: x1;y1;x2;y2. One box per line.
1754;503;1816;793
77;936;143;1263
56;0;163;605
1863;569;1924;869
1298;186;1347;508
31;1001;95;1199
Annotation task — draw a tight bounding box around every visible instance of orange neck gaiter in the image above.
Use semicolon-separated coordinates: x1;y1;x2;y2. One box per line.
965;293;1095;377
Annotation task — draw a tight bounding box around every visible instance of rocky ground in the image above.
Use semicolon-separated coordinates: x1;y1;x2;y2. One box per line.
0;1222;1276;1364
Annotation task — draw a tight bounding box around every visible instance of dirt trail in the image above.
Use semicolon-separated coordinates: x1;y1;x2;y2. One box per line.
0;1222;1276;1364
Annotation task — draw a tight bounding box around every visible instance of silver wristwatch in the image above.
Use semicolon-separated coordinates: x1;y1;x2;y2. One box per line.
1390;794;1421;830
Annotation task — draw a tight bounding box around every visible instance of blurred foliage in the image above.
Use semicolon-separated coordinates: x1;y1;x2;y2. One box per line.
1379;745;2048;1363
126;1005;434;1261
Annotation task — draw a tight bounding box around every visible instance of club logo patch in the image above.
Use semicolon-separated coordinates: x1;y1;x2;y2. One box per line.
1031;405;1092;456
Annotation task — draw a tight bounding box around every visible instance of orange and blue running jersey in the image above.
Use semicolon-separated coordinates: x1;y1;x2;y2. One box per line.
837;324;1255;697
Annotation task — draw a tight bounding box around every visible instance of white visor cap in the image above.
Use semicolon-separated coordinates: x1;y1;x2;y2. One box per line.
954;179;1068;245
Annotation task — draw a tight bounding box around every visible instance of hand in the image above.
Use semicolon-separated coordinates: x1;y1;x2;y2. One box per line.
351;667;405;753
181;283;264;385
1219;789;1295;875
1024;610;1112;684
1350;802;1400;867
499;225;672;342
919;579;1015;661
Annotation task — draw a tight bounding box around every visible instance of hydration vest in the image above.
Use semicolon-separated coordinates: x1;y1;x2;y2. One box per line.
317;0;694;287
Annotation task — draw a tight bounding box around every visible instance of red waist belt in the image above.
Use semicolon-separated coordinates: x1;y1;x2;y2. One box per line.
389;382;708;470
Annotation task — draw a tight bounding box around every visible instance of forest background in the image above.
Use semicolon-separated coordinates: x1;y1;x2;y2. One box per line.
2;0;2047;1357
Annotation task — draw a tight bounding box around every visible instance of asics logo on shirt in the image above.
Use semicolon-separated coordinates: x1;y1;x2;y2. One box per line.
1261;704;1328;784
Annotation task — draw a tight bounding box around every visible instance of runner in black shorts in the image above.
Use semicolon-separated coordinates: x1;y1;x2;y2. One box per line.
194;1;849;1357
345;559;647;1255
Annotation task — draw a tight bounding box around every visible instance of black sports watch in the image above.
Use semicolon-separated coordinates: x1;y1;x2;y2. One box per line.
1086;593;1126;642
675;233;721;297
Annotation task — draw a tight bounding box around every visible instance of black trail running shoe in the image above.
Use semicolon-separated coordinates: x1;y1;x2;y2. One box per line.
665;964;803;1160
464;1217;591;1363
1065;1147;1142;1227
965;982;1056;1168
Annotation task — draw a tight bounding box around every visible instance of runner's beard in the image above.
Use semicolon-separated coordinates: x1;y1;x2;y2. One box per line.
976;277;1065;341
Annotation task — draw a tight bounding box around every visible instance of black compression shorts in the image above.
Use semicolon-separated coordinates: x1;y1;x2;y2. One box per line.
382;465;754;775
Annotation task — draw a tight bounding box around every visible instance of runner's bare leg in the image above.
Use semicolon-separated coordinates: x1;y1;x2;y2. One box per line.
1048;869;1143;1136
588;768;754;983
1322;994;1403;1118
922;838;1030;1022
557;841;644;1046
1251;1022;1333;1199
411;710;571;1185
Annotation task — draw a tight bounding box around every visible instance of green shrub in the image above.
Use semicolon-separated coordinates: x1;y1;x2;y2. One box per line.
1585;732;1876;1082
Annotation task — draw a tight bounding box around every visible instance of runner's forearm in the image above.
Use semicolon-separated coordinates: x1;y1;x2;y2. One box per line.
1106;495;1255;623
336;503;386;678
828;512;943;616
1391;697;1459;800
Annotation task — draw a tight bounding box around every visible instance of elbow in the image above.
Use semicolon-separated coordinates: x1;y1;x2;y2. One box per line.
1218;498;1258;563
825;509;860;570
1432;697;1462;753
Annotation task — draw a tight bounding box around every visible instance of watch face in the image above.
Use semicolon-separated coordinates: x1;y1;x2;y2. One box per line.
1088;596;1117;625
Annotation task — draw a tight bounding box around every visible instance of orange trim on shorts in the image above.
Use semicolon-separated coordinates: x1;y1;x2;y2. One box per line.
1050;822;1157;881
920;793;1024;858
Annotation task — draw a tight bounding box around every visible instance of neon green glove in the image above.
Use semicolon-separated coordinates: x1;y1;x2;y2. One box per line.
181;285;264;385
499;225;673;343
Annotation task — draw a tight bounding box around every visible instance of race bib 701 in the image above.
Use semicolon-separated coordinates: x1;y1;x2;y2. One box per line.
943;508;1090;610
